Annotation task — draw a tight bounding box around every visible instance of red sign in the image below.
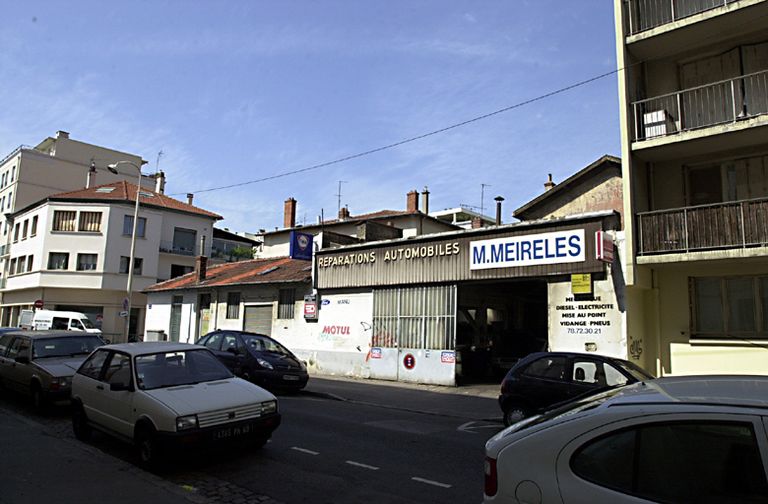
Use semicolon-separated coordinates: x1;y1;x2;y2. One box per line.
33;299;44;309
403;353;416;370
595;231;615;263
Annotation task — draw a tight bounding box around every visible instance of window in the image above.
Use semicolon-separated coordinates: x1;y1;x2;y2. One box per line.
523;356;567;380
30;216;37;236
6;191;11;209
119;256;143;275
222;333;242;353
1;173;6;187
572;359;628;387
226;292;241;319
202;332;223;351
77;349;110;380
170;264;194;278
122;215;146;238
11;165;15;182
52;210;76;231
9;258;16;275
6;337;30;360
51;317;69;330
26;255;33;272
76;253;98;271
571;421;768;503
13;223;19;242
15;256;25;274
172;227;197;255
0;334;13;354
104;353;132;386
691;275;768;339
278;289;295;319
21;219;28;240
78;211;102;232
48;252;69;270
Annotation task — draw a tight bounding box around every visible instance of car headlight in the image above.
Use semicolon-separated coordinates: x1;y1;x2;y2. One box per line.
50;377;69;390
262;400;277;414
257;358;274;370
176;414;199;431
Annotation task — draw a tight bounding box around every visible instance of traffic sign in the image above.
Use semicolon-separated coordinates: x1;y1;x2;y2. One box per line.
119;310;129;317
122;297;129;311
33;299;44;309
403;353;416;370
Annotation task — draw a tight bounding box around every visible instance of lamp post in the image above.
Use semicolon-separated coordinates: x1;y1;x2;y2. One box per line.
107;160;148;342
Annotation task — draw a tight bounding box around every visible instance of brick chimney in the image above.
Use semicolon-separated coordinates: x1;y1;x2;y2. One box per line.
494;196;504;226
186;193;194;205
471;216;483;229
284;198;297;228
407;190;419;213
421;187;430;214
195;256;208;283
338;206;350;220
544;173;556;191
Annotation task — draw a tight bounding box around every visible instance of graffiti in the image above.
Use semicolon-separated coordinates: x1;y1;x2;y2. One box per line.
372;331;396;348
629;338;643;360
360;321;372;332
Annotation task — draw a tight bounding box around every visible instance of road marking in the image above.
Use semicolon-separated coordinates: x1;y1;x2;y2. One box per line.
345;460;380;470
291;447;319;455
457;421;503;434
411;477;452;489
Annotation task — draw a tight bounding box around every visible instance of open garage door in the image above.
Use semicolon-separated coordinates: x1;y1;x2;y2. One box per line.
457;280;547;381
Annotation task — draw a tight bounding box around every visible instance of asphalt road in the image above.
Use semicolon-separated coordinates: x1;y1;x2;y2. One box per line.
0;378;504;504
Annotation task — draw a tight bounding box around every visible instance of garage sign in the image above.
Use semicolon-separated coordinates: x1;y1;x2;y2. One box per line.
470;229;585;270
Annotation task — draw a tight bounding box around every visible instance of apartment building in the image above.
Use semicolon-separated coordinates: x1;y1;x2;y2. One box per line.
0;131;161;289
0;181;221;341
615;0;768;375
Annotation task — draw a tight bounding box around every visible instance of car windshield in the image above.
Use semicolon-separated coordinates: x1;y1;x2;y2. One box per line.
80;318;97;329
616;359;655;381
135;349;233;390
33;336;104;358
241;334;290;355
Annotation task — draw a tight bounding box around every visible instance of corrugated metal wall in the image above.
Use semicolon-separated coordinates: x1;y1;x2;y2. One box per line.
372;285;456;350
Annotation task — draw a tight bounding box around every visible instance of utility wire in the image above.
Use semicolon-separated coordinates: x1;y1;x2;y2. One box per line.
171;67;624;196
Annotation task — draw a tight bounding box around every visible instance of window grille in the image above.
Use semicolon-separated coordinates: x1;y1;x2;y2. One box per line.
278;289;295;319
78;211;102;232
226;292;241;319
53;211;76;232
372;285;456;349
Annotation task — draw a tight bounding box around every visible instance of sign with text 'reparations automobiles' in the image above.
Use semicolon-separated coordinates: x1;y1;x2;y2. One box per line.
469;229;585;270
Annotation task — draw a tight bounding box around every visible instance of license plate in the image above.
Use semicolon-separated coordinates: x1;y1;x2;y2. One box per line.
283;374;300;381
213;423;252;440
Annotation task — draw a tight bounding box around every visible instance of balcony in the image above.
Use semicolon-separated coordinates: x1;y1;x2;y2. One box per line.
632;70;768;143
159;240;196;256
637;197;768;255
625;0;738;35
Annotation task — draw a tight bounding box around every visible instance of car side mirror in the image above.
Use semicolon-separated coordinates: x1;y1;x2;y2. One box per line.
14;356;30;364
110;382;133;392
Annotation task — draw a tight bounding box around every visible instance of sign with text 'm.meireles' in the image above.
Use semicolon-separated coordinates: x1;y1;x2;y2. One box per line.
469;229;585;270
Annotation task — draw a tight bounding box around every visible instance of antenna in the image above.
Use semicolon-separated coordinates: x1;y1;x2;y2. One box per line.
336;180;348;214
480;183;492;217
155;149;164;174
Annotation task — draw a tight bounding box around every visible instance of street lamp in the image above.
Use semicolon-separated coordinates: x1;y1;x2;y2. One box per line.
107;160;148;342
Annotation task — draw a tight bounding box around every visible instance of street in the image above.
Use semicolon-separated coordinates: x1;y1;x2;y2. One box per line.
0;377;503;504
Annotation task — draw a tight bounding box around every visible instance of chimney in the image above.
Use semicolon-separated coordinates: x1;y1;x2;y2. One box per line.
494;196;504;226
338;206;350;220
187;193;194;205
195;256;208;283
421;187;430;215
284;198;297;228
471;216;483;229
407;190;419;213
86;161;96;189
544;173;556;191
56;130;70;139
155;170;166;194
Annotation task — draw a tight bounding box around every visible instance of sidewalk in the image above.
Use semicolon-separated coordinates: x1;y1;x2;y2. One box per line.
303;374;502;422
0;408;206;504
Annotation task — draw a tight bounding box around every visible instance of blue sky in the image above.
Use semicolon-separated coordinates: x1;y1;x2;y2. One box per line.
0;1;620;232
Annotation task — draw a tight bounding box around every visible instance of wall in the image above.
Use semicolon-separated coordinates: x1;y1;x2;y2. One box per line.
144;290;197;343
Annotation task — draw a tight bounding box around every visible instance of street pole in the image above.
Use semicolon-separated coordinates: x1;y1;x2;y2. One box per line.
108;160;147;342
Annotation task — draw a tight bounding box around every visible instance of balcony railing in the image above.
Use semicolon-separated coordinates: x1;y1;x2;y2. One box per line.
159;241;196;256
637;197;768;255
625;0;736;35
632;70;768;141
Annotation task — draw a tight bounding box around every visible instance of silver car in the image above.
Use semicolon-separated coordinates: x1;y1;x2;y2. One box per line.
484;376;768;503
0;330;104;409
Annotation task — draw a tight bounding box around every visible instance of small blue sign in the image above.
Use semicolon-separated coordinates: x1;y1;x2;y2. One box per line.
290;231;313;261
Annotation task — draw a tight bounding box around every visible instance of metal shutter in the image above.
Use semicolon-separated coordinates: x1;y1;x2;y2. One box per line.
243;305;273;336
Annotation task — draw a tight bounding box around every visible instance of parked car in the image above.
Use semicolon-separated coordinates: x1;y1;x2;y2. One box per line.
71;342;281;466
485;375;768;503
197;330;308;391
0;330;105;409
498;351;654;426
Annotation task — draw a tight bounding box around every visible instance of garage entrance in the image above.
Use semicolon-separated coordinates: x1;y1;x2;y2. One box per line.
456;280;548;381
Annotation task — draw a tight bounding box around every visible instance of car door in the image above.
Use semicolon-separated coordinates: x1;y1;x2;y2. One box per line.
0;334;16;389
218;332;245;374
91;351;135;437
75;349;112;427
516;355;570;411
556;413;768;503
3;337;32;394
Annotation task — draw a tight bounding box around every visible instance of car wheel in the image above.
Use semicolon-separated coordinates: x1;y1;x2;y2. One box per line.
30;383;47;413
503;403;529;427
136;427;160;468
72;404;92;441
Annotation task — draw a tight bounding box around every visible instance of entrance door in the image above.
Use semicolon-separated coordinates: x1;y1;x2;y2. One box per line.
198;294;211;338
169;296;183;342
243;305;272;336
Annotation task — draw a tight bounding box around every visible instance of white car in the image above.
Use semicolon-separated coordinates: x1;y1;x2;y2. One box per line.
484;375;768;503
71;342;281;466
